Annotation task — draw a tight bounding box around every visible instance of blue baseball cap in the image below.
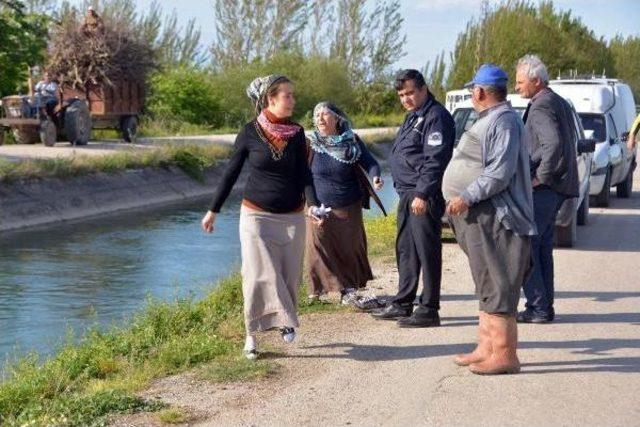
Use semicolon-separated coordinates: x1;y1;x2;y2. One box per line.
464;63;509;88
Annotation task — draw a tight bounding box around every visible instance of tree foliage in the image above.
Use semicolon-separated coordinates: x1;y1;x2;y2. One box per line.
0;0;49;96
446;0;615;91
210;0;406;85
609;35;640;101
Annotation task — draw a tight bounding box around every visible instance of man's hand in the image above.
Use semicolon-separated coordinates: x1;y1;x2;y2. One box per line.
411;197;428;215
446;196;469;216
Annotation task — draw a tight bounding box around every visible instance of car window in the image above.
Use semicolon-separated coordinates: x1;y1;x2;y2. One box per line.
578;113;606;142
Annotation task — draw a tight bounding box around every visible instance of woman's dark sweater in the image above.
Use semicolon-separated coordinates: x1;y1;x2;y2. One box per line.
310;135;381;209
209;121;318;213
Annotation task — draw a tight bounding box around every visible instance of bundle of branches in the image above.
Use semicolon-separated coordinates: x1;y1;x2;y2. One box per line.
47;11;155;89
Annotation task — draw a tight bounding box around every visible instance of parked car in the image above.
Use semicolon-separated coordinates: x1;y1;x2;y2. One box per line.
549;78;637;206
450;94;595;247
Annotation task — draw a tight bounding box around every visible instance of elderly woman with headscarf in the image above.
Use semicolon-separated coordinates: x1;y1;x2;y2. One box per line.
306;101;384;307
201;75;321;360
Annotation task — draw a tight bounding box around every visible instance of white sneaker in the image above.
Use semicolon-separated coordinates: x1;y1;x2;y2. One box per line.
243;335;258;360
341;288;359;306
280;327;296;343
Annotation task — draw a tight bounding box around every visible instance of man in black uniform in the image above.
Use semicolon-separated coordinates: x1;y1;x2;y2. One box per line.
371;69;455;327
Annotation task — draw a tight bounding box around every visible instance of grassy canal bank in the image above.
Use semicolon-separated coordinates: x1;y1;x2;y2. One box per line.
0;144;232;183
0;213;398;426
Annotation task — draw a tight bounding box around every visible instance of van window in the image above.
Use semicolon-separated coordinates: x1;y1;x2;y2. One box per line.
578;113;606;142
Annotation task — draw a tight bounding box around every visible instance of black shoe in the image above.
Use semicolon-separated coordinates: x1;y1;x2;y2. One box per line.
397;313;441;328
370;303;412;320
517;309;552;324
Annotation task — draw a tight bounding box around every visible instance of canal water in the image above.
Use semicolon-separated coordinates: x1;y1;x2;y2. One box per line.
0;177;397;361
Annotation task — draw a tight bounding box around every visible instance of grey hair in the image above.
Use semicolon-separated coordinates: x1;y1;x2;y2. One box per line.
477;84;507;101
517;54;549;84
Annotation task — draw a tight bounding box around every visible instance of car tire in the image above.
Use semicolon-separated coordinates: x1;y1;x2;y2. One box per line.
555;212;577;248
616;167;633;198
591;168;611;207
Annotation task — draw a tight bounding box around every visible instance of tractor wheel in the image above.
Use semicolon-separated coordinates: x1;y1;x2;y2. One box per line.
13;126;40;144
40;119;57;147
65;100;92;146
121;115;139;143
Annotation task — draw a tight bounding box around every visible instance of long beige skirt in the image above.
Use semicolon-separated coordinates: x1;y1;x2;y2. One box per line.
239;205;305;333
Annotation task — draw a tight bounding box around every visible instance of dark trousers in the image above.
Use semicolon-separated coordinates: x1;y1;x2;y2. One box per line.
392;193;443;314
523;186;565;316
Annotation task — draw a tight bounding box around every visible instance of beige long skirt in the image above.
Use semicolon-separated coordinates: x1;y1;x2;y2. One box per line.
239;205;305;333
306;201;373;295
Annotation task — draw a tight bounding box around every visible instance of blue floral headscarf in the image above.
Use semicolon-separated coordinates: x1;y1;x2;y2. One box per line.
308;102;361;164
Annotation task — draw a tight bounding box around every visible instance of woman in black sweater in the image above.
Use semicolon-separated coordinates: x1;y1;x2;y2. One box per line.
201;75;321;359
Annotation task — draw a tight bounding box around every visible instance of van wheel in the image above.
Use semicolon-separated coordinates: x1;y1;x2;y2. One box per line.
592;168;611;207
555;213;577;248
616;168;633;198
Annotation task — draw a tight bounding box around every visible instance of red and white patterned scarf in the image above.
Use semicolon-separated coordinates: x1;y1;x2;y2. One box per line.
256;109;300;141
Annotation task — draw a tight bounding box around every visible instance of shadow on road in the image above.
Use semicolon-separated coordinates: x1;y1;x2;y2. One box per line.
295;338;640;374
441;291;640;303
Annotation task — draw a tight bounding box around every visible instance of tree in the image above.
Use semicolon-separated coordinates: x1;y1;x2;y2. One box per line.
424;51;447;102
0;0;49;96
446;1;615;91
210;0;308;70
609;35;640;101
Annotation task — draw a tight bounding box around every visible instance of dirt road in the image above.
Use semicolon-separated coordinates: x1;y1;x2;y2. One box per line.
118;172;640;427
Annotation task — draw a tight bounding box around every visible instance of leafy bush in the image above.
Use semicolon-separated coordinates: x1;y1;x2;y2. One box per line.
147;67;223;127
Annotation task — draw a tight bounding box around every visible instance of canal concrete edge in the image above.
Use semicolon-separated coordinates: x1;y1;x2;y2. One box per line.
0;163;241;233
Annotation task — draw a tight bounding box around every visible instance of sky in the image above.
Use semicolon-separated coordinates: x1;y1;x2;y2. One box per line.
83;0;639;70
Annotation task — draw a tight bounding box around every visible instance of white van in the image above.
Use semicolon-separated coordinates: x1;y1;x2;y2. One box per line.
445;89;472;113
450;94;595;247
549;78;637;206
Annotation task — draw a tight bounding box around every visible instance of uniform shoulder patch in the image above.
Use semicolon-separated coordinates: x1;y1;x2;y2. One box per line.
427;131;443;146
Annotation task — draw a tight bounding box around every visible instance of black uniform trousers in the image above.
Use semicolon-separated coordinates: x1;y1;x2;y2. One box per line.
392;192;443;314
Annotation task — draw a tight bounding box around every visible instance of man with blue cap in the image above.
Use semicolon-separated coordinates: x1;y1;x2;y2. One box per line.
443;63;536;375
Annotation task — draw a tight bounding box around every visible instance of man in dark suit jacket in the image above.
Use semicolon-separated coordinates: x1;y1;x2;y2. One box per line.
515;55;579;323
371;69;455;327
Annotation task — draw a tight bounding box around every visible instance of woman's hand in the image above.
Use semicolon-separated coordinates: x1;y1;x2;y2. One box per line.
201;211;216;233
307;206;326;227
373;176;384;190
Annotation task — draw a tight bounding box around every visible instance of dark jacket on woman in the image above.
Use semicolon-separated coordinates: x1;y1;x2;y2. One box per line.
309;136;381;209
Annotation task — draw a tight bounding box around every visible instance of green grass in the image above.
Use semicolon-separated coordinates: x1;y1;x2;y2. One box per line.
0;144;231;183
198;355;278;383
157;407;192;424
